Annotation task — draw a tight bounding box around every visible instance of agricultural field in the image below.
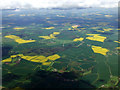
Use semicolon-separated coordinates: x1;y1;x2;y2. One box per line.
1;7;119;89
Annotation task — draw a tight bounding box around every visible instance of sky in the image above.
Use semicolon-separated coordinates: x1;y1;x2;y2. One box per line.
0;0;119;9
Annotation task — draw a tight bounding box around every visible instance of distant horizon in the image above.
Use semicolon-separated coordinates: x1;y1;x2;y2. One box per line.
0;0;119;9
1;7;119;10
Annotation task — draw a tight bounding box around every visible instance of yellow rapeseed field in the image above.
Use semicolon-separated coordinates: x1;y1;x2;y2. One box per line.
43;27;55;29
53;32;60;35
47;54;61;61
105;15;112;17
115;47;120;49
2;54;61;66
114;41;120;43
103;28;113;31
92;46;109;56
42;62;51;65
5;35;36;44
73;38;84;42
2;58;12;62
13;27;25;30
39;32;60;39
86;34;106;42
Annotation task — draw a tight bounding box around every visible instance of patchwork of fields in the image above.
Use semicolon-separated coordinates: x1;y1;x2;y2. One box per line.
1;8;119;88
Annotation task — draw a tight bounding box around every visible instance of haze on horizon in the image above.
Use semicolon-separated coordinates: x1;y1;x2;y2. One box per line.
0;0;119;9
